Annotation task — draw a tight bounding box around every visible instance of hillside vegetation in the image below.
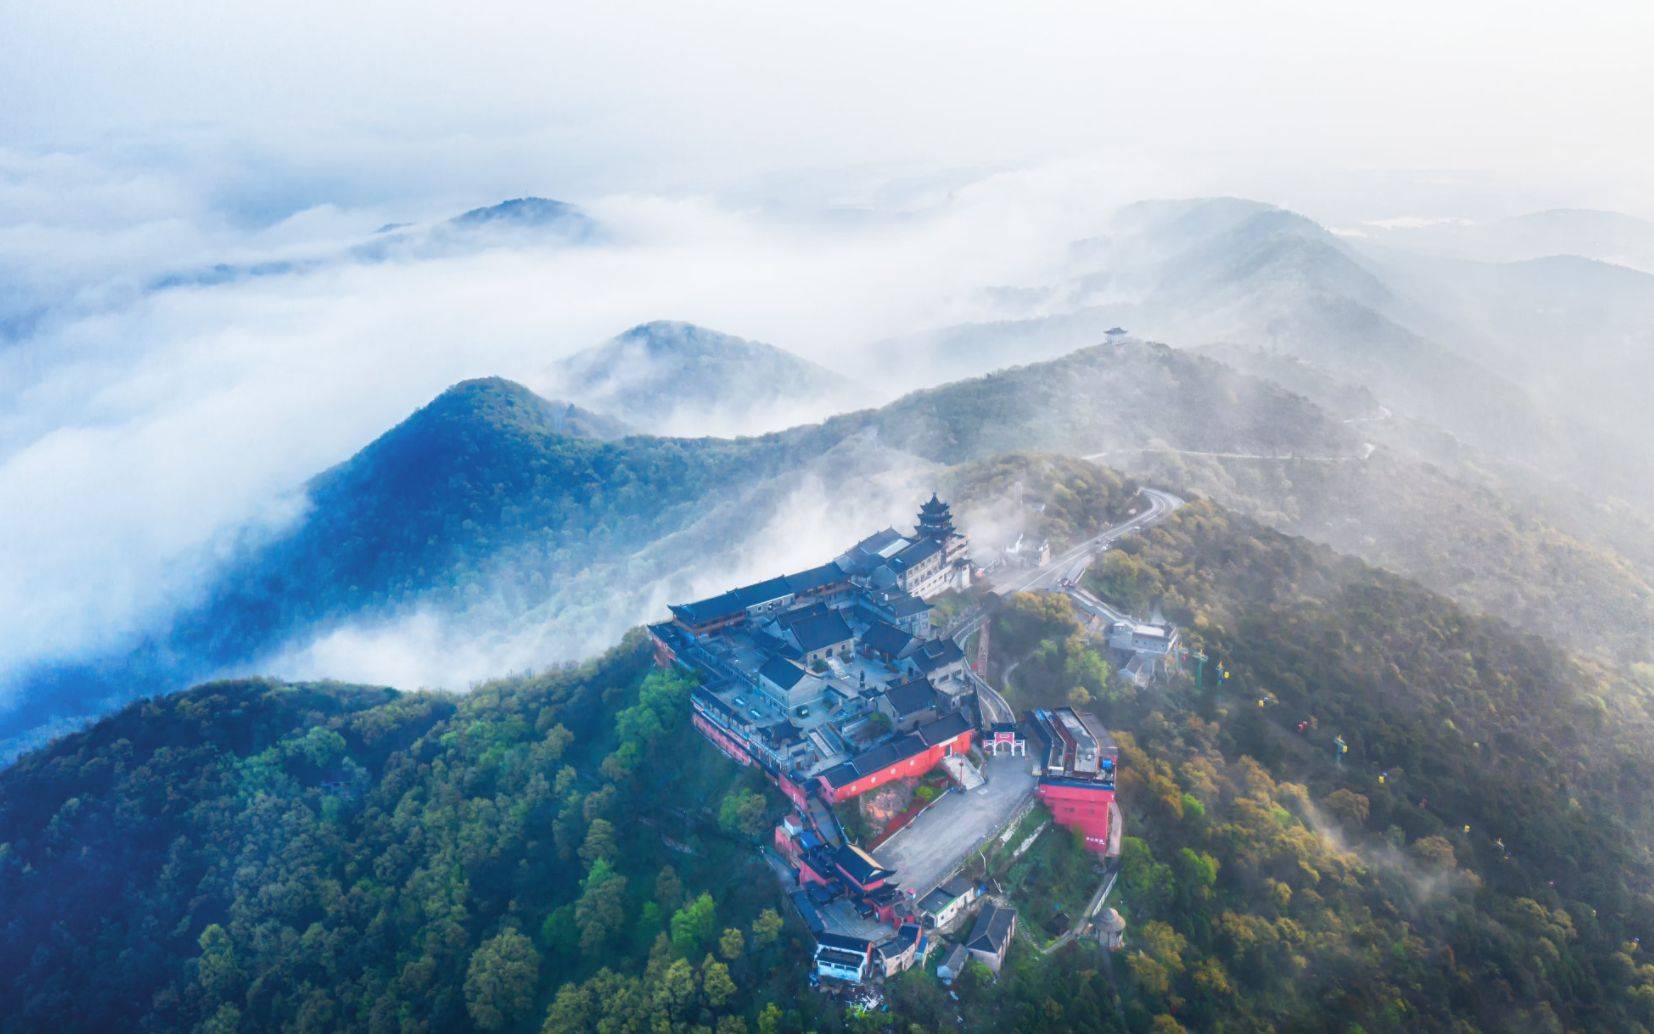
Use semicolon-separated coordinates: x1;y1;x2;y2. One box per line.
9;493;1654;1030
9;331;1653;755
0;344;1335;753
1122;450;1654;665
987;501;1654;1029
0;637;829;1033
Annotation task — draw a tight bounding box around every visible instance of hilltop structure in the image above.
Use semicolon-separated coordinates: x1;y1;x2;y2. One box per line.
836;494;972;599
653;497;1126;987
1027;707;1122;856
651;497;979;818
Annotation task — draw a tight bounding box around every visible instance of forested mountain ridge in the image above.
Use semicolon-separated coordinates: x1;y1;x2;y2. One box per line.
6;487;1654;1030
895;197;1654;567
993;497;1654;1029
0;378;792;754
7;332;1652;759
831;337;1358;463
1121;448;1654;666
187;376;742;634
833;339;1654;666
0;638;820;1032
0;340;1343;755
1090;499;1654;882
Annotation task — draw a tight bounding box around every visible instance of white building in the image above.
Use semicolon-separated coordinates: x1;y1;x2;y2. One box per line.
1107;620;1178;656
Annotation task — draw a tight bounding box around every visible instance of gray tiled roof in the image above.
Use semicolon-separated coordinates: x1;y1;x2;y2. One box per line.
965;903;1015;954
789;609;854;653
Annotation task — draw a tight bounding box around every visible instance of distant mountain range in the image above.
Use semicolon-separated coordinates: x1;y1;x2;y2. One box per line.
8;318;1652;757
0;337;1352;755
8;194;1654;761
886;198;1654;613
149;196;602;292
1353;207;1654;273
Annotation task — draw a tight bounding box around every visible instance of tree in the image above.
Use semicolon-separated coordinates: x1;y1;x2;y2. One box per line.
1173;848;1219;908
1411;835;1457;870
542;981;595;1034
718;788;769;838
540;905;579;960
553;792;585;862
1119;837;1175;916
750;908;783;950
653;958;697;1019
1062;640;1112;699
579;818;618;866
671;892;718;957
193;923;240;1003
634;902;665;949
1325;788;1371;827
576;860;629;953
719;927;745;961
656;866;685;910
464;928;541;1031
201;1004;241;1034
701;954;737;1008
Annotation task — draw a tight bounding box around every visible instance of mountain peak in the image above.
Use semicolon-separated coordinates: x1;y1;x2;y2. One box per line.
550;322;866;436
447;197;599;241
390;378;628;447
608;320;791;361
452;196;580;225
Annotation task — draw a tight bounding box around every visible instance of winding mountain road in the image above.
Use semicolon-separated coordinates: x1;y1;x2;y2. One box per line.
1085;444;1375;464
952;486;1183;724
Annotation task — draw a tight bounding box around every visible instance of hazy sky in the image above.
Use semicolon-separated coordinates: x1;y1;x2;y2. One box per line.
6;1;1652;221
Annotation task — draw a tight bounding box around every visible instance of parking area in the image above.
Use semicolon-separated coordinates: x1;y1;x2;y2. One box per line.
875;753;1037;898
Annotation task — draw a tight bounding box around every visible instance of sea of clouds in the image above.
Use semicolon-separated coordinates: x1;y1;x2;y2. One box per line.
0;148;1173;709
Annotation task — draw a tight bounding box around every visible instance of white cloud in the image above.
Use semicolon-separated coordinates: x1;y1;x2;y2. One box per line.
257;434;943;690
0;165;1134;694
2;0;1651;710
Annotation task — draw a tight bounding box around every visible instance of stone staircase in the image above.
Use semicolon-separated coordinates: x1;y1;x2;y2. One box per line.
942;753;985;792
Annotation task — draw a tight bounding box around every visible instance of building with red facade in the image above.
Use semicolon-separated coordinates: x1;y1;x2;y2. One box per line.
1028;707;1122;855
816;712;975;803
647;498;1034;983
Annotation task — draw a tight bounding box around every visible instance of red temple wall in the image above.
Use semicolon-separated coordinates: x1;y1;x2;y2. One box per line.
820;730;975;803
1039;782;1116;853
776;773;809;811
692;714;755;767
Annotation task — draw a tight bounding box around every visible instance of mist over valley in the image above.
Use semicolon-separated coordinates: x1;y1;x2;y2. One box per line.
6;5;1654;1030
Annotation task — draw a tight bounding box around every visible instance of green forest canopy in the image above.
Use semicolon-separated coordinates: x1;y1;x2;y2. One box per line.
7;495;1654;1031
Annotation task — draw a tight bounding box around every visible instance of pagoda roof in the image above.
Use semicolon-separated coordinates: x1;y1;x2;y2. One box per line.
911;637;966;672
918;493;951;515
759;655;810;690
965;903;1016;954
